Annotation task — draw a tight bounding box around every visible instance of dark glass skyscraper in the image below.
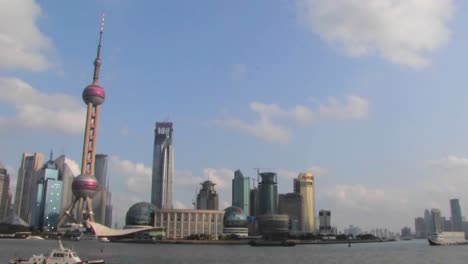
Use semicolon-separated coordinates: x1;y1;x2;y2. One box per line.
450;198;463;231
151;122;174;209
258;172;278;215
232;170;250;214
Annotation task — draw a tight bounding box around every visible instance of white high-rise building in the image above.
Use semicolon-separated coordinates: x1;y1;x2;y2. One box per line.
297;172;315;233
151;122;174;209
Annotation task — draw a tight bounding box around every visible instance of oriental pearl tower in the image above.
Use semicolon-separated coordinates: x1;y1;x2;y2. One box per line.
58;15;106;227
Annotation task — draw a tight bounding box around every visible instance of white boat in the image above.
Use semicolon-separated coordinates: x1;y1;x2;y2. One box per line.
9;240;104;264
428;232;468;246
26;235;44;240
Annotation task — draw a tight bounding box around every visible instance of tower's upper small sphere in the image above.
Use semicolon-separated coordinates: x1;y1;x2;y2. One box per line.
223;206;248;228
72;174;99;198
83;84;105;105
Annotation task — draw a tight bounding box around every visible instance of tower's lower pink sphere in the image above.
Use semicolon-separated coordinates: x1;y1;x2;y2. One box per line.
72;174;99;198
83;84;105;105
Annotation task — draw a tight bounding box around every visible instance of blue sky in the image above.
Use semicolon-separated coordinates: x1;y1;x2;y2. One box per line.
1;0;468;231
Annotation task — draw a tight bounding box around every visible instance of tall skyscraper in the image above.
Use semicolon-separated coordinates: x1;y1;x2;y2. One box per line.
14;152;44;224
424;209;432;235
151;122;174;209
450;198;463;231
32;156;62;232
93;154;112;226
250;188;259;216
258;172;278;215
297;172;315;233
431;208;443;233
196;180;219;210
414;217;426;238
232;170;250;214
0;163;10;220
58;15;107;226
54;155;79;214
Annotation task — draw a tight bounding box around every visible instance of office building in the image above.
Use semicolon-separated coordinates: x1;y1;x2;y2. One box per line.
58;15;108;226
319;210;331;235
297;172;316;233
450;198;463;231
32;157;62;231
54;155;78;214
431;208;443;233
232;170;250;214
151;122;174;209
14;152;44;224
93;154;113;226
0;163;10;220
401;227;411;238
249;188;259;216
278;193;302;234
258;172;278;215
153;208;224;239
196;180;219;210
424;209;432;235
414;217;426;238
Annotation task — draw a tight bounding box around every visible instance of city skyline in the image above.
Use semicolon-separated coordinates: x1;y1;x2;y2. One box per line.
1;0;468;231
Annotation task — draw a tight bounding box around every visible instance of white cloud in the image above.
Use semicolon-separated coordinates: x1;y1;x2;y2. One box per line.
297;0;454;68
220;96;368;143
0;0;54;71
430;155;468;169
64;158;80;176
0;78;86;134
308;166;329;176
202;168;234;190
174;200;188;209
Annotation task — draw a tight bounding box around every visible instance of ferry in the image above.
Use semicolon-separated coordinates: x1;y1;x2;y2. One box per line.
428;232;468;246
9;240;104;264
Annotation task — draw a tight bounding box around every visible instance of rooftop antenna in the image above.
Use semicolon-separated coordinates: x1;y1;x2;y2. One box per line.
92;13;105;85
49;149;53;161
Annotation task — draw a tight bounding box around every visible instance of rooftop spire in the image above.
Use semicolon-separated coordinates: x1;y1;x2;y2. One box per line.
92;13;105;84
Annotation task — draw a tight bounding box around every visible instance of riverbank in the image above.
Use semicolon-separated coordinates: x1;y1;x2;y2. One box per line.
157;239;392;245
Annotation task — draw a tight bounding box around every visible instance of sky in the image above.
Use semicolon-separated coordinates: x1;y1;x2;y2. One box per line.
1;0;468;232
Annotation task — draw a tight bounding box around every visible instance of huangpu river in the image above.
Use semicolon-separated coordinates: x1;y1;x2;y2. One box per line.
1;239;468;264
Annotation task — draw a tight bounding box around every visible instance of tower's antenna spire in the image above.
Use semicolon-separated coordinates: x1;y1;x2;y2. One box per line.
92;13;105;84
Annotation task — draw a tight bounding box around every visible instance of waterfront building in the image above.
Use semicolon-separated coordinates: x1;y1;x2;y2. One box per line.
431;208;443;233
223;206;248;238
58;15;107;226
278;193;302;234
249;188;259;216
450;198;463;231
151;122;174;209
257;214;289;240
401;226;411;238
196;180;219;210
319;210;332;235
232;170;250;214
259;172;278;215
414;217;426;238
424;209;432;236
297;172;316;233
93;154;112;226
14;152;44;224
153;208;224;240
0;163;10;220
32;156;62;232
442;217;451;231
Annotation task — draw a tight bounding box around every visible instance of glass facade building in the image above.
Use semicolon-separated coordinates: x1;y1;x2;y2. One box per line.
151;122;174;209
232;170;250;214
259;172;278;215
450;199;463;231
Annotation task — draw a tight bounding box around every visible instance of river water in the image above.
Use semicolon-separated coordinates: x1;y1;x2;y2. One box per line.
1;239;467;264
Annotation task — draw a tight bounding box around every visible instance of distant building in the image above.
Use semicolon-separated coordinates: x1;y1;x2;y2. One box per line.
259;172;278;215
232;170;250;214
151;122;174;209
442;217;452;232
278;193;302;234
319;210;332;235
196;180;219;210
249;188;259;216
32;157;62;232
414;217;426;238
223;206;248;238
153;208;224;239
401;226;411;238
0;163;10;220
424;209;432;236
450;199;463;231
297;172;315;233
14;152;44;224
431;208;443;233
54;155;78;215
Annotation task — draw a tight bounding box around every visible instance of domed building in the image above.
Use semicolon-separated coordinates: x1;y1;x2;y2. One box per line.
125;202;158;227
223;206;248;238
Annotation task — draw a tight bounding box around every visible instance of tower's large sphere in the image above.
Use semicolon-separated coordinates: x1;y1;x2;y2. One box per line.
223;206;248;228
82;84;105;105
72;174;99;198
